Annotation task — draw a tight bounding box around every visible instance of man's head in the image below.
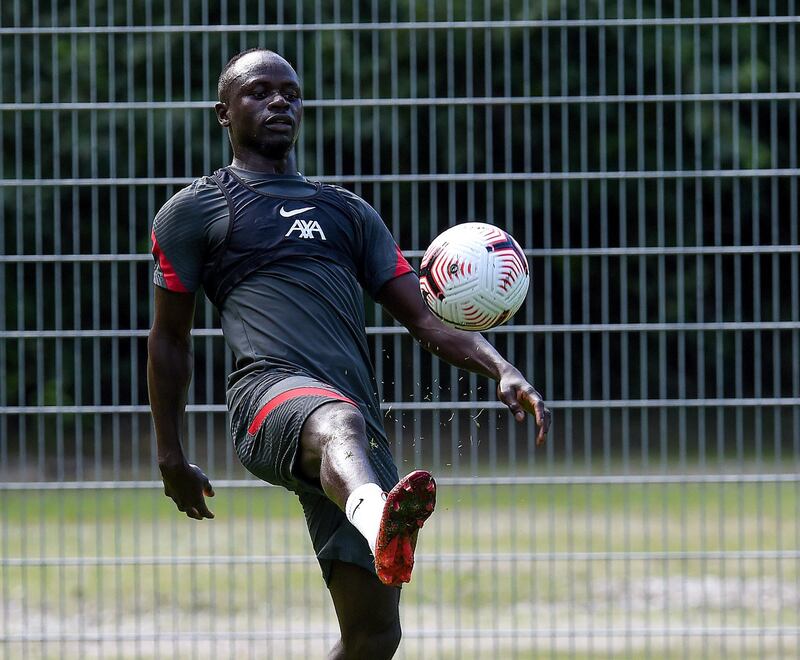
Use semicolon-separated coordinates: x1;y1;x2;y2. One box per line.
215;49;303;167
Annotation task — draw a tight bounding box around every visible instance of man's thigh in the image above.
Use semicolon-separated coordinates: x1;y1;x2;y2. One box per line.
229;373;357;492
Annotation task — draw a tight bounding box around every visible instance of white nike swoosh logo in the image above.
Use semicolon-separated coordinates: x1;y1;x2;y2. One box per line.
279;205;315;218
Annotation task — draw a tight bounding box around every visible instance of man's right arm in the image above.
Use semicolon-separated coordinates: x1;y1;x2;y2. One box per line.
147;286;215;520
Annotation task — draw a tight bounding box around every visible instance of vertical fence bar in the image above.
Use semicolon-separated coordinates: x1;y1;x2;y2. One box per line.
635;1;652;652
499;1;517;656
711;6;729;652
545;3;559;653
791;5;800;655
673;2;690;654
557;4;575;655
598;0;615;646
578;1;595;652
464;0;481;636
31;3;46;658
767;4;781;653
616;1;633;654
12;3;29;656
88;2;105;656
0;7;7;658
778;7;794;650
655;1;672;648
532;1;551;649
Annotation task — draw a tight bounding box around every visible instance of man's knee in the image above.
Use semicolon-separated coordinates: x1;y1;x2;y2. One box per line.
340;617;401;660
298;402;370;493
303;402;366;451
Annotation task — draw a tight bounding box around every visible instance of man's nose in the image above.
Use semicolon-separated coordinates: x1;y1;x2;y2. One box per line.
268;93;289;109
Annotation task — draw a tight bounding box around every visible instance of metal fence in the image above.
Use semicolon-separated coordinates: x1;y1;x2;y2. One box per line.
1;1;799;658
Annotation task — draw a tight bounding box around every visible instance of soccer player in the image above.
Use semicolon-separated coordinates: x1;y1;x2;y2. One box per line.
148;48;551;659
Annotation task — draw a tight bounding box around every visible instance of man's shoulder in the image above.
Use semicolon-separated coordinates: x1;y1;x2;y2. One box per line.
322;182;363;203
155;175;227;224
320;183;381;222
167;175;224;206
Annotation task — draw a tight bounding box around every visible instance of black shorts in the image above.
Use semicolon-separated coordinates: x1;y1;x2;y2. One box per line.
228;371;399;584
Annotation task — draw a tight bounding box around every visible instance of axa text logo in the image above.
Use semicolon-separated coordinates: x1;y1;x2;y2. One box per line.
285;219;327;240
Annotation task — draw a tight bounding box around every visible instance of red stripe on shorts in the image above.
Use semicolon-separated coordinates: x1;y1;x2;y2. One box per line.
247;386;357;436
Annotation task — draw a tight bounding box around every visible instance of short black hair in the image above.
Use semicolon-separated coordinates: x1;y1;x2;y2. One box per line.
217;48;288;103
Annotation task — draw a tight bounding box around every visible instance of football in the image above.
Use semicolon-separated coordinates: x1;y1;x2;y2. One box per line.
418;222;529;331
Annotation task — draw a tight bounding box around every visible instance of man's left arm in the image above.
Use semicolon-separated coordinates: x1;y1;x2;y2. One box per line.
376;271;552;445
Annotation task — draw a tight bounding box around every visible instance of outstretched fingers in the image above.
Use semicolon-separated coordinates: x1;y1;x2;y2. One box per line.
518;387;552;445
192;499;215;520
175;496;214;520
498;381;552;446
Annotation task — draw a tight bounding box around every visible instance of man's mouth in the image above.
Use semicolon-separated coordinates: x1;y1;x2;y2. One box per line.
265;115;293;127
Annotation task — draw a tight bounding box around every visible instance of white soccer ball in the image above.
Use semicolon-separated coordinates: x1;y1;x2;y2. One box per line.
418;222;529;331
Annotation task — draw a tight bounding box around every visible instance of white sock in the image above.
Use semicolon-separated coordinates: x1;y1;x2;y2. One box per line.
345;482;386;554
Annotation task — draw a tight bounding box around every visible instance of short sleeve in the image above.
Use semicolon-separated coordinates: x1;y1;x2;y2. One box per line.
150;182;211;293
340;190;413;298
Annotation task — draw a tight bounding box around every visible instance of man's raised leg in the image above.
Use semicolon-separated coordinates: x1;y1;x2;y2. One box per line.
298;401;436;587
297;401;382;509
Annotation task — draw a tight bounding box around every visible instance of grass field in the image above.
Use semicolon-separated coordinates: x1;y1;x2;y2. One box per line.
2;479;799;659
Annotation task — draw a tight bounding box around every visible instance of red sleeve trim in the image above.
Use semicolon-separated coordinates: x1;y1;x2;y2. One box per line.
151;228;188;293
247;387;357;435
393;244;413;278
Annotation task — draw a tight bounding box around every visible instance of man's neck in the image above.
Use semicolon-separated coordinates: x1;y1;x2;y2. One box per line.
230;151;298;175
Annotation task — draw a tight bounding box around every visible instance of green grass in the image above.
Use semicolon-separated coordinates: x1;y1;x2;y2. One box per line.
2;482;798;659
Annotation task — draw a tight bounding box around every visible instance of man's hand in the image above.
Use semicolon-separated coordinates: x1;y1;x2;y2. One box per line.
159;461;215;520
497;368;552;446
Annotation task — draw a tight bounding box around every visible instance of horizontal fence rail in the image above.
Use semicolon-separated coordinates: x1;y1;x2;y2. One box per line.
4;549;800;567
3;244;800;263
3;398;800;415
2;321;800;339
1;169;799;186
3;92;800;110
2;474;800;491
2;16;800;34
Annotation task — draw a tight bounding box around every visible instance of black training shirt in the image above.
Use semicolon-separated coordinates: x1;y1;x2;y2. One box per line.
151;166;412;437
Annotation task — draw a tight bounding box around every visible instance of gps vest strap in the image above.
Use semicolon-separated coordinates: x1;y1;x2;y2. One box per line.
202;167;360;308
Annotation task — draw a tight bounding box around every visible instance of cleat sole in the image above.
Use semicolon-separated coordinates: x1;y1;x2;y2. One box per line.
374;470;437;587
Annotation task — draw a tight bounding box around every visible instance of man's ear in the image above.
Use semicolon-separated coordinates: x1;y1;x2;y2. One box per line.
214;102;230;127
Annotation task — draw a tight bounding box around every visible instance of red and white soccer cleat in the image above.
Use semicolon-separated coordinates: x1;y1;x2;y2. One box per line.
374;470;437;586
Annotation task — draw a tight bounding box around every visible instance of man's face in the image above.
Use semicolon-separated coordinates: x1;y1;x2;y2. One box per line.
217;52;303;160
